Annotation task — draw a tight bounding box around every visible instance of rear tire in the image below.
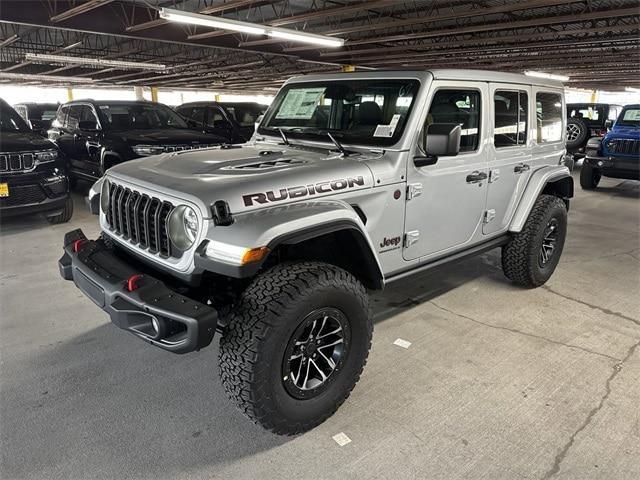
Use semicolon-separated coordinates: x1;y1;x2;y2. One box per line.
219;262;372;435
580;163;601;190
502;194;567;288
46;196;74;224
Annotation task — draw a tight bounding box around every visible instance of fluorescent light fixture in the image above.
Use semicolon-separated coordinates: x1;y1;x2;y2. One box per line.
268;29;344;47
0;72;95;83
159;7;344;47
159;8;266;35
24;53;166;71
524;70;569;82
625;87;640;93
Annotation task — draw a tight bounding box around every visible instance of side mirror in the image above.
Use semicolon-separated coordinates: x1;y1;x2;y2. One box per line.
415;123;462;167
604;119;613;129
78;120;99;131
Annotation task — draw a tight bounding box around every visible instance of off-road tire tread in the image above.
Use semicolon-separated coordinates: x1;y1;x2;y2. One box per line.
219;262;371;435
47;196;73;224
502;194;566;287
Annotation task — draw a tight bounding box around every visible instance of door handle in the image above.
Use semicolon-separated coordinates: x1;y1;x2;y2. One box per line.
466;171;488;184
514;163;530;174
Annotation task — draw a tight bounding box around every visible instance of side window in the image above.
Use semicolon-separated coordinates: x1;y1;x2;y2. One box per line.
536;92;563;143
494;90;528;147
66;105;83;130
426;89;481;152
52;106;68;129
178;106;205;125
207;107;229;128
78;106;98;128
14;105;28;121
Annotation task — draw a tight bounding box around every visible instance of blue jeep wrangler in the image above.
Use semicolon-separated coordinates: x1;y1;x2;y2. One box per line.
581;104;640;189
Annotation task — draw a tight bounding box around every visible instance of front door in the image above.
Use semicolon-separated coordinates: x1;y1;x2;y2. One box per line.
483;85;532;235
403;82;489;261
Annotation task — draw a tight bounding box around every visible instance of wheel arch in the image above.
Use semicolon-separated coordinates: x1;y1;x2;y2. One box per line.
199;200;385;290
509;166;573;233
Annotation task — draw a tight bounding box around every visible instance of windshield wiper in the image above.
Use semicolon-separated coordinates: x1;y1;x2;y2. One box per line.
327;132;350;157
278;128;290;146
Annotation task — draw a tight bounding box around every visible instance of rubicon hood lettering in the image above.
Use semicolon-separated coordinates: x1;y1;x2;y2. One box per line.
243;176;365;207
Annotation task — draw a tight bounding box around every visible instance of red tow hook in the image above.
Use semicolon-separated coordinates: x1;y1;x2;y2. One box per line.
72;239;88;252
126;274;144;292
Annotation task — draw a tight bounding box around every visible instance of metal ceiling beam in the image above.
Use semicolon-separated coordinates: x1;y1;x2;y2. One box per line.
50;0;115;23
284;6;640;52
319;23;640;58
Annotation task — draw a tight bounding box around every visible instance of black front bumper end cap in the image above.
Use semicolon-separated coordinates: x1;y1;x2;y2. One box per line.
59;229;217;354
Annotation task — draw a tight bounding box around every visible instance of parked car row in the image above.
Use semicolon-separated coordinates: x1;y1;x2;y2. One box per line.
0;98;267;223
2;89;638;225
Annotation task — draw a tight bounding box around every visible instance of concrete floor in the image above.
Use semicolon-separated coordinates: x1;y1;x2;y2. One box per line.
1;169;639;480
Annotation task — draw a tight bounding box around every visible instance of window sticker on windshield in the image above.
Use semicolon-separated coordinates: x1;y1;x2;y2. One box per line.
373;114;401;138
623;109;640;121
275;88;325;120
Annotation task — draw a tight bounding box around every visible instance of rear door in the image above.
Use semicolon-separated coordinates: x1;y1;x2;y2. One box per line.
483;85;532;235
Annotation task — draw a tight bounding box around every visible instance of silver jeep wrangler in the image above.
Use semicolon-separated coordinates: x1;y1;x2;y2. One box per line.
60;70;573;435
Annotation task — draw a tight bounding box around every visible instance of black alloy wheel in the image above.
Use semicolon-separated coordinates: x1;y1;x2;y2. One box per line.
282;307;350;399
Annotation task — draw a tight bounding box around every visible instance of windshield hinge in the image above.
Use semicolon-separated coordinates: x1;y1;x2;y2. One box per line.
406;183;423;200
404;230;420;247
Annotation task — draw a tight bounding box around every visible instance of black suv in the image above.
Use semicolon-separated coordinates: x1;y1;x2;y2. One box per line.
0;99;72;223
566;103;622;157
13;102;59;137
176;102;267;143
48;100;229;185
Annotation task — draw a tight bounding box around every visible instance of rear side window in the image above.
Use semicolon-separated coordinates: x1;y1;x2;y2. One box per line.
427;89;481;152
494;91;528;147
66;105;83;130
14;105;28;121
536;92;563;143
178;106;205;125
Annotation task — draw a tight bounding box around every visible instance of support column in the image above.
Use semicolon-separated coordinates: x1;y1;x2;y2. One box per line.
66;87;73;101
133;86;144;101
590;90;598;103
214;94;221;102
151;86;159;102
341;65;355;72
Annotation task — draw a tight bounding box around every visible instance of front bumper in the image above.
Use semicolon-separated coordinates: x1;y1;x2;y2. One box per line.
0;172;69;217
59;229;218;354
584;153;640;180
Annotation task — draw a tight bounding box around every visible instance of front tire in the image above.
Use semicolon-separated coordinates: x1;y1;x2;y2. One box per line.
580;163;601;190
46;196;74;224
219;262;372;435
502;194;567;288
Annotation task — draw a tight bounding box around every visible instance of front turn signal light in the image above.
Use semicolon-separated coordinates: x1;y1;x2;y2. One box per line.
241;246;270;265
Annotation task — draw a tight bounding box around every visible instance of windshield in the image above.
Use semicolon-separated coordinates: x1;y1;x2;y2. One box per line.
99;103;189;130
0;103;30;132
259;79;421;147
616;107;640;127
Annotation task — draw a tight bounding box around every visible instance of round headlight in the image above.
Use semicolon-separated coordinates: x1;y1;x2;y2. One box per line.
168;205;199;251
100;179;110;213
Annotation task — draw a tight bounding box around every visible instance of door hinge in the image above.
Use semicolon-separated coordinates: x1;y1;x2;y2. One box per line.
406;183;423;200
404;230;420;247
489;169;500;183
483;209;496;223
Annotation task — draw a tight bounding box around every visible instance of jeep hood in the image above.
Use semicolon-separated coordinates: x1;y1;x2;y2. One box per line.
106;143;376;216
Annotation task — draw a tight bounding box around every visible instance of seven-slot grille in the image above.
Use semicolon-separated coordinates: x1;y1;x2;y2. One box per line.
164;144;218;152
606;139;640;156
0;152;35;172
106;182;175;257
